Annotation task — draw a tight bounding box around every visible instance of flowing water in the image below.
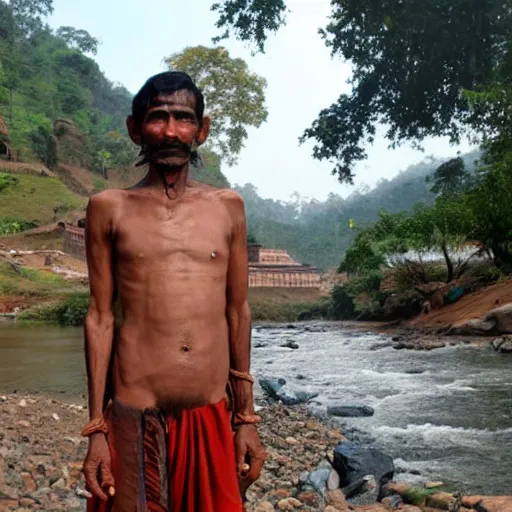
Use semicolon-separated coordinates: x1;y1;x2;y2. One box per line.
1;322;511;494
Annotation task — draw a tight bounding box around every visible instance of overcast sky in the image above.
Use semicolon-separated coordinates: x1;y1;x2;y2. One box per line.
48;0;473;202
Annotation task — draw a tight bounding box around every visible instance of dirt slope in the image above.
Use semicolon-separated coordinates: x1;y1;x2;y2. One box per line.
410;278;512;329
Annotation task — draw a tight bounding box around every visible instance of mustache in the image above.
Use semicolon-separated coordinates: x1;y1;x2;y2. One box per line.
136;140;194;167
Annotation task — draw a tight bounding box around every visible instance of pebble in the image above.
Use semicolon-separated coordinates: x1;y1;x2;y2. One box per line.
19;399;27;407
52;413;60;421
277;497;302;510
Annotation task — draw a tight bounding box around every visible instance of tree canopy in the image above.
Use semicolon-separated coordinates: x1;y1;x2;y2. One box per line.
212;0;512;182
166;46;268;166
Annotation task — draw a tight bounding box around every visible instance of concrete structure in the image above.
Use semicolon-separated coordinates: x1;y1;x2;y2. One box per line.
61;228;322;288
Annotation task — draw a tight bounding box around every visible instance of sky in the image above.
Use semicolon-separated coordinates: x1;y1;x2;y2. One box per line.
48;0;473;202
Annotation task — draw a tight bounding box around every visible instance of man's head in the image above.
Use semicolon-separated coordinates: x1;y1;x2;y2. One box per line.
127;71;210;172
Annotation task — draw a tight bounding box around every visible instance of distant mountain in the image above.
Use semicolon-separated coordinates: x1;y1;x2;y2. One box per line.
238;149;481;270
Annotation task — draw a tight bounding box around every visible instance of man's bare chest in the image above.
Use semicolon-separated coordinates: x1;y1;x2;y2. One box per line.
113;200;232;269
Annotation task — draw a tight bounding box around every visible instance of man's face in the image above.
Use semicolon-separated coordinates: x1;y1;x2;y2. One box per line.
128;90;209;170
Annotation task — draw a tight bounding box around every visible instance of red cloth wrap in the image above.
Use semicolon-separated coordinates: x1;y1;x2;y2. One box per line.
87;399;243;512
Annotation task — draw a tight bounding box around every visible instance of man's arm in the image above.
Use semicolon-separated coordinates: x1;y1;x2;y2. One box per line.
225;191;254;416
84;192;117;421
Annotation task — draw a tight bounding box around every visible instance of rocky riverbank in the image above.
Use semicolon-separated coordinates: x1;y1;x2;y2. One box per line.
1;393;511;512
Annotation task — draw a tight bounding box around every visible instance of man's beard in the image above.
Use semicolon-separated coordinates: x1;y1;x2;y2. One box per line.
136;140;200;170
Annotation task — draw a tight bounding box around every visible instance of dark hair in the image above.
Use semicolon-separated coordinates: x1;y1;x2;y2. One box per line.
131;71;205;127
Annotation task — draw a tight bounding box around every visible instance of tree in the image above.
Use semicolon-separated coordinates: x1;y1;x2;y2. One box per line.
212;0;512;182
426;156;472;197
211;0;287;54
165;46;268;165
56;26;99;55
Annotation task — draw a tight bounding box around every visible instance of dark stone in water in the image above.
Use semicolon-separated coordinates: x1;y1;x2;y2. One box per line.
404;368;425;375
333;440;394;500
259;377;319;405
369;342;392;351
281;340;299;349
296;374;307;380
258;377;287;400
327;406;375;418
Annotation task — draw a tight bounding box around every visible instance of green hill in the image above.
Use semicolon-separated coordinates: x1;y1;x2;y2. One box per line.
0;169;86;233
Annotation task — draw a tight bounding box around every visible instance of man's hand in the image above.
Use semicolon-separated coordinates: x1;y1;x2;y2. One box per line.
83;433;115;501
235;425;267;496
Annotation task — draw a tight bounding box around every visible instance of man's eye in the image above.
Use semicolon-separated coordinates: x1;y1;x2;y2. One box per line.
146;112;167;122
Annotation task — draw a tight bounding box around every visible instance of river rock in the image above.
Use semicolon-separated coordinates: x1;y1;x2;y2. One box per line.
448;318;496;336
491;336;512;353
327;406;374;418
485;303;512;334
333;441;394;500
462;495;512;512
259;378;287;400
280;341;299;350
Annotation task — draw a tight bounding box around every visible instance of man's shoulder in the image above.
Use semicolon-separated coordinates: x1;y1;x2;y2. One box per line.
88;188;124;206
191;181;245;212
87;189;125;218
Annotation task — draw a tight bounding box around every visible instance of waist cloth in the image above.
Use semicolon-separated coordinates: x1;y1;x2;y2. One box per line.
86;398;244;512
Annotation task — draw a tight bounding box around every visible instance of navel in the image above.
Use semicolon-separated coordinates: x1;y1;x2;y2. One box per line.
181;345;191;353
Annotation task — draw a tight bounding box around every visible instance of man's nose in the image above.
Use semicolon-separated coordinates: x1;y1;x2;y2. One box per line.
163;117;179;139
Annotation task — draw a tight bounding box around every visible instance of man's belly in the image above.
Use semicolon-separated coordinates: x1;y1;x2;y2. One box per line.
112;282;230;410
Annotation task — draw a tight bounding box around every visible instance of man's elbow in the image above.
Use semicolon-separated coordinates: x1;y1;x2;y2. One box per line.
227;300;251;323
85;307;115;333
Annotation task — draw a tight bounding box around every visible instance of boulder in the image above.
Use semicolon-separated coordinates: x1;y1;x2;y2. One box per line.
333;441;394;500
491;336;512;353
448;318;496;336
327;406;375;418
258;377;319;405
485;303;512;334
462;495;512;512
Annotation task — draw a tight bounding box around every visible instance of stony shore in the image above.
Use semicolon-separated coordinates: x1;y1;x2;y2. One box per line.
1;393;512;512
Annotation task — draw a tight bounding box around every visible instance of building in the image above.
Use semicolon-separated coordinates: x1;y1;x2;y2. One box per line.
62;227;322;288
247;244;322;288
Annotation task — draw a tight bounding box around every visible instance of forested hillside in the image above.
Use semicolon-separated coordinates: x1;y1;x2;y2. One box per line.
0;1;136;171
239;150;480;270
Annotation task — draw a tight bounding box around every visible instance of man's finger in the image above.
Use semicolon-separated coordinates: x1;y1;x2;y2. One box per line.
84;468;108;501
246;456;264;484
100;464;115;495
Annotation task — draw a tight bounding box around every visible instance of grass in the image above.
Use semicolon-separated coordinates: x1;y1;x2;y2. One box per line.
0;171;86;225
249;288;324;323
0;261;85;298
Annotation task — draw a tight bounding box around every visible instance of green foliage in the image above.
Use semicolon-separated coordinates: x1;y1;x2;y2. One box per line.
0;217;37;235
0;0;134;170
329;285;355;319
19;292;89;325
426;156;473;197
0;172;18;191
166;46;268;165
0;173;86;225
190;148;230;188
0;260;75;298
214;0;512;181
211;0;287;54
237;153;481;270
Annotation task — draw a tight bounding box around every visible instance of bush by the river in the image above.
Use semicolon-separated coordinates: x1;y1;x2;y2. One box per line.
19;293;89;326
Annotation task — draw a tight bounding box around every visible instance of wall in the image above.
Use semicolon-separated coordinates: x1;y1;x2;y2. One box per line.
249;268;321;288
63;224;86;260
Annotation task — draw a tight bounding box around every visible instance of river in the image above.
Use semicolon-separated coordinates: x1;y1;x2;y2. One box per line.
1;322;511;494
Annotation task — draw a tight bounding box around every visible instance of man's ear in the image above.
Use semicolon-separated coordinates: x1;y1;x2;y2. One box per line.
126;116;142;145
196;116;211;146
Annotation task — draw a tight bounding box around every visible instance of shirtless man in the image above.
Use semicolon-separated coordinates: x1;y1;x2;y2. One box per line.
82;71;266;512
